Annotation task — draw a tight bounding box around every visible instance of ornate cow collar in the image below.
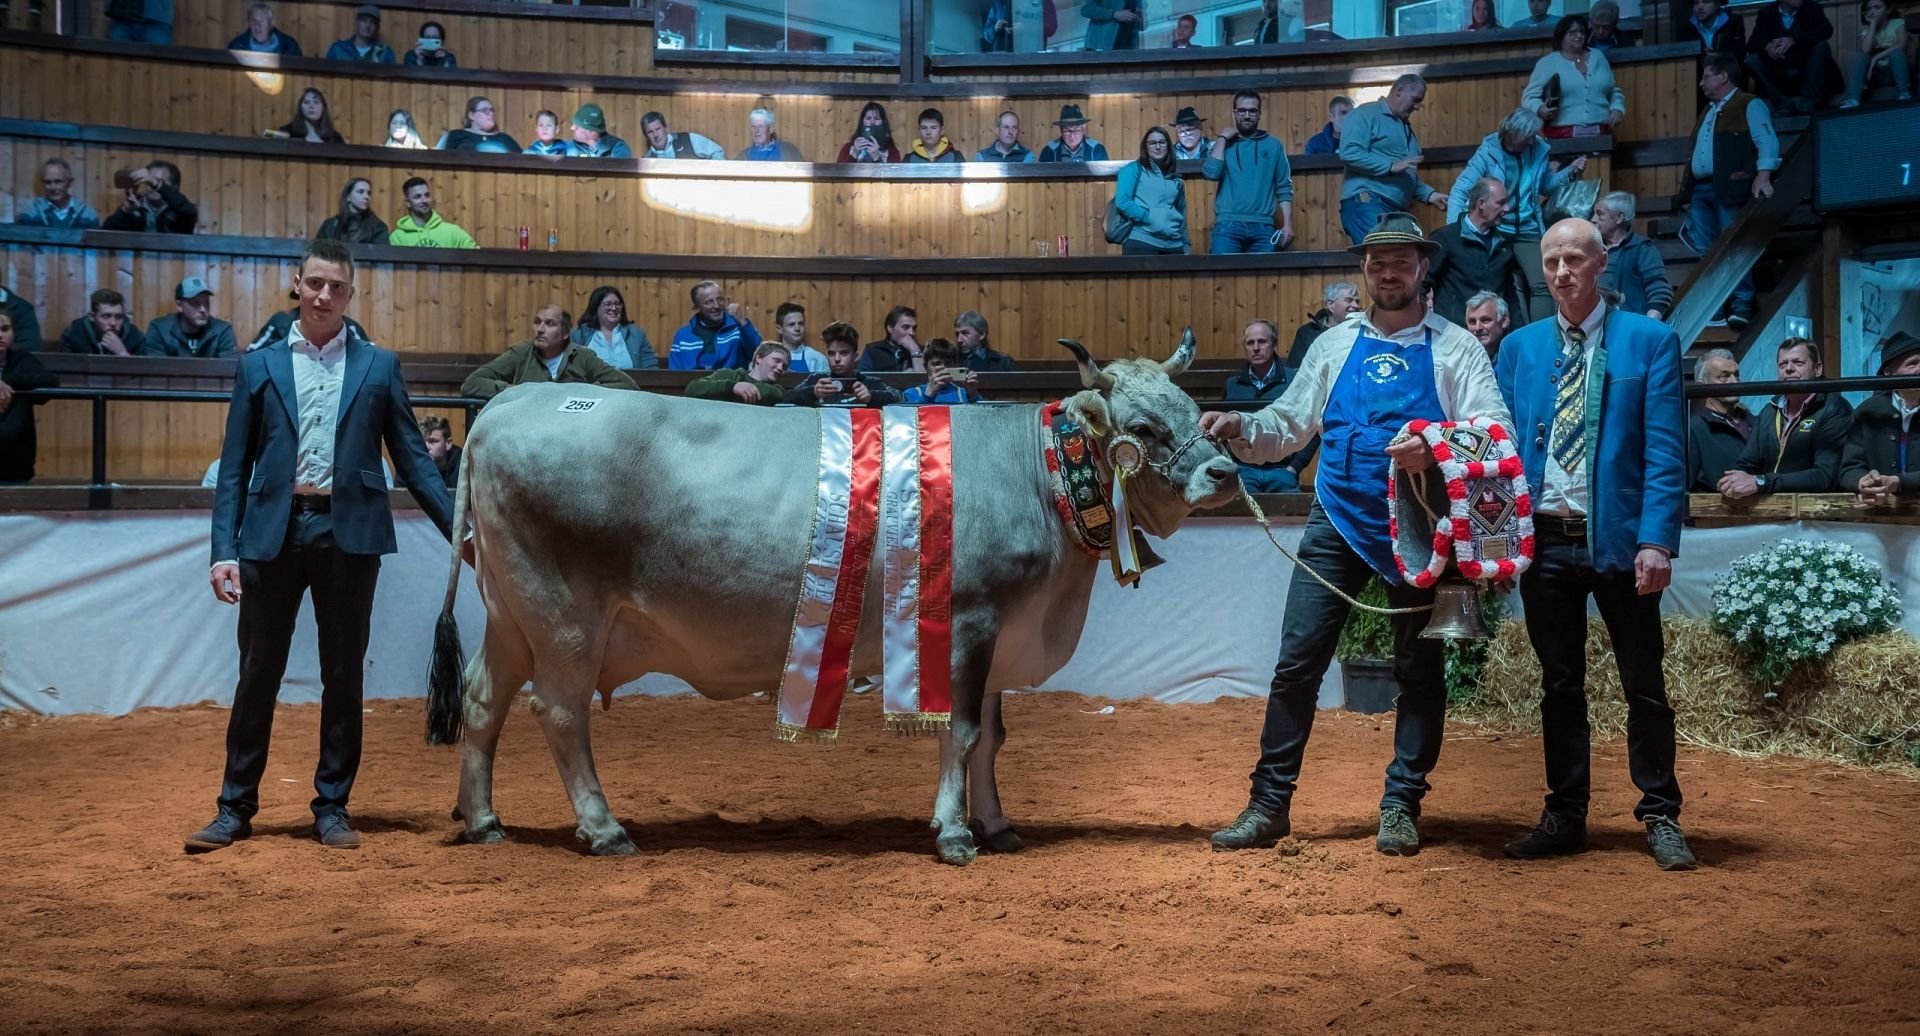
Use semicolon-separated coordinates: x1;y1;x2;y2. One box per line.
1041;400;1114;558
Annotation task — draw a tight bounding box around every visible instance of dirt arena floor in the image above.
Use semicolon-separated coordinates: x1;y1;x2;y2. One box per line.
3;691;1918;1035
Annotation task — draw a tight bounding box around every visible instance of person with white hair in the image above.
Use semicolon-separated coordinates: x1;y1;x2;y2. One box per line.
1686;347;1751;491
1586;0;1636;51
1287;280;1359;367
1592;190;1672;320
1463;290;1510;356
737;108;805;161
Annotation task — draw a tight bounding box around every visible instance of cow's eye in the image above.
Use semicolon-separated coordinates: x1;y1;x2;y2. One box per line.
1128;422;1155;439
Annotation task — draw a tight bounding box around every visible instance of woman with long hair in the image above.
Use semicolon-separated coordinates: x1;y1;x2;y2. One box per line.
384;108;426;149
1841;0;1913;107
1111;126;1188;255
278;87;345;143
1522;14;1626;137
570;285;658;369
836;102;900;163
1465;0;1500;31
313;177;389;244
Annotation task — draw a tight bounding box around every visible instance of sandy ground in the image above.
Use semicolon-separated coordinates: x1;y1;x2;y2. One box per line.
2;691;1917;1035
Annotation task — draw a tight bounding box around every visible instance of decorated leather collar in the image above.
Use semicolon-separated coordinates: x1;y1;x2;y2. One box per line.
1041;400;1112;558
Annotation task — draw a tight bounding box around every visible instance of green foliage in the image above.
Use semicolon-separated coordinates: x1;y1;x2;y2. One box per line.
1335;577;1394;662
1444;588;1510;705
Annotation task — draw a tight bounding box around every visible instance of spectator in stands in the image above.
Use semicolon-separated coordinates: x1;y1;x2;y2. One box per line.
420;416;460;489
388;177;478;249
1224;319;1306;492
1170;107;1210;159
1720;338;1853;497
1204;91;1294;254
1746;0;1842;113
976;111;1037;163
1427;178;1523;328
954;310;1014;371
860;306;923;372
1524;15;1627;136
786;321;903;406
1687;0;1746;63
525;111;568;156
326;4;397;63
274;88;346;143
1592;191;1671;320
1683;52;1779;330
1337;75;1447;245
1686;347;1751;491
1251;0;1304;43
1448;108;1584;321
230;3;301;54
437;96;520;154
1303;95;1352;155
315;178;389;244
59;289;148;355
106;0;172;44
1039;105;1108;162
1465;0;1500;30
839;103;901;163
146;277;237;358
1288;280;1359;366
1842;332;1920;506
1587;0;1635;51
385;108;426;149
739;108;804;161
1114;127;1189;255
1082;0;1144;50
0;308;57;483
908;108;964;163
903;339;984;404
1463;291;1511;356
571;285;657;370
641;111;726;160
1518;0;1554;28
404;20;457;67
103;160;197;235
773;302;829;373
463;304;636;400
1171;13;1199;47
982;0;1013;51
16;158;100;229
669;281;762;370
0;286;42;350
687;342;791;405
1840;0;1913;107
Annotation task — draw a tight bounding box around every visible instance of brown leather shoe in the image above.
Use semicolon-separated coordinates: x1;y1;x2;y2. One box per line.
184;810;251;853
314;812;361;849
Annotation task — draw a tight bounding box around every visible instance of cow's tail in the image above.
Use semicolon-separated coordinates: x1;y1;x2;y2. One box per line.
425;440;473;746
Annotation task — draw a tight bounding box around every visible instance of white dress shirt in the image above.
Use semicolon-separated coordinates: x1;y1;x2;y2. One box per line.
290;320;349;494
1231;307;1514;465
1536;299;1607;517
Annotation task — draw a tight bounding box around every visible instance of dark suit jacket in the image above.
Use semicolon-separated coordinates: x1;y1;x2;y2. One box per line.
1426;218;1522;328
211;324;454;563
1750;1;1834;66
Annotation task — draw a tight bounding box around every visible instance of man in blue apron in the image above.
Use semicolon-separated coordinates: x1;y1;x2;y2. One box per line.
1199;213;1514;857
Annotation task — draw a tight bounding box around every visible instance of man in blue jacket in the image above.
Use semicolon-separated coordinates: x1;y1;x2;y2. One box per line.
1202;90;1295;254
1494;218;1696;871
187;239;454;854
668;280;762;370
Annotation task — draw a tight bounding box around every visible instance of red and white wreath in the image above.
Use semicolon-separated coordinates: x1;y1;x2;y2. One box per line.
1388;417;1535;588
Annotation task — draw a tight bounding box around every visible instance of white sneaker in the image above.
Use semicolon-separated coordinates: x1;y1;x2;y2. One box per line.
1838;99;1861;109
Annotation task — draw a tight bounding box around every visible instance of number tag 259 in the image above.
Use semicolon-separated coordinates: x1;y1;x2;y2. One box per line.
558;398;600;413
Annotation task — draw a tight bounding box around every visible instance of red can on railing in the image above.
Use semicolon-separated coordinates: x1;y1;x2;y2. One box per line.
1057;235;1069;258
517;226;529;251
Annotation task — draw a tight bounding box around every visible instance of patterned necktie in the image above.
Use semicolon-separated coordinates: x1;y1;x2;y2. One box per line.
1550;326;1588;473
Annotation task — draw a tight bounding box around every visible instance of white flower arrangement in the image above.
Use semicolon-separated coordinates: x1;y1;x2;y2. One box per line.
1711;539;1902;687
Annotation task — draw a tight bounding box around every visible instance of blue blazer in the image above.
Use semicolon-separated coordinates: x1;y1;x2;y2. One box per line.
1495;307;1686;574
211;327;454;563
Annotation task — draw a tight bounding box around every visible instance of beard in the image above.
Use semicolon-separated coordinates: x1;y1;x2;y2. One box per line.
1372;284;1419;311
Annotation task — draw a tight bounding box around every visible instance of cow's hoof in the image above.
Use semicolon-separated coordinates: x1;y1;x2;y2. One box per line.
980;827;1026;854
584;828;639;857
936;831;978;867
459;817;506;845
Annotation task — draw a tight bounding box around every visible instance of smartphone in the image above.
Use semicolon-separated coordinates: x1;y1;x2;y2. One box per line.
416;37;441;50
112;169;139;190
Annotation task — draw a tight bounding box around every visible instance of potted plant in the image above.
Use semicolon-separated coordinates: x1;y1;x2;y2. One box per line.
1335;577;1398;714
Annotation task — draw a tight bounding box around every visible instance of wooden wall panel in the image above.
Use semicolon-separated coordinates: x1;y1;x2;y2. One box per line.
1;46;1699;162
162;0;655;76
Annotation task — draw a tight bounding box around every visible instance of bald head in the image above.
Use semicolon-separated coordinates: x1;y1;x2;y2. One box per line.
1541;218;1608;320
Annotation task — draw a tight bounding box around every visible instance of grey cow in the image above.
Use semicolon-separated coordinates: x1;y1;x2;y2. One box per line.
425;335;1239;864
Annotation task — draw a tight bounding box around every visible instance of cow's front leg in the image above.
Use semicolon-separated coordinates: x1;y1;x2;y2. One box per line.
968;690;1023;853
932;654;988;866
531;685;635;857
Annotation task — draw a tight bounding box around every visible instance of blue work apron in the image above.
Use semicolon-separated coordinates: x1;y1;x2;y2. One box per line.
1315;326;1446;582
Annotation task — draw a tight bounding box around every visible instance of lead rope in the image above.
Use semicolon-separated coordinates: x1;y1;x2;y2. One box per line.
1236;475;1437;617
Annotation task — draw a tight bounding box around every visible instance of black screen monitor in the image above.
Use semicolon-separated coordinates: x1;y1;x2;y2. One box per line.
1814;102;1920;213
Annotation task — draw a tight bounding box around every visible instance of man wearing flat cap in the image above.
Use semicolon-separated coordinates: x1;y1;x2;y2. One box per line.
1199;213;1512;858
1841;331;1920;509
325;4;396;63
1037;105;1109;162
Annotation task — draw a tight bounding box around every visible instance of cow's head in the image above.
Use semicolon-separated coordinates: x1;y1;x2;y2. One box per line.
1059;329;1241;538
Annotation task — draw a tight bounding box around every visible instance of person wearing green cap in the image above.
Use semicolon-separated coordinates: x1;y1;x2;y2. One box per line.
567;104;633;159
147;276;237;358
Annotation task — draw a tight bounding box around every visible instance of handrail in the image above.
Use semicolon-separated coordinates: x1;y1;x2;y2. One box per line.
1666;132;1816;349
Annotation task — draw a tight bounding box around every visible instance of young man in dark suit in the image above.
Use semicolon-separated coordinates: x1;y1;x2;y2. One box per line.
187;238;456;853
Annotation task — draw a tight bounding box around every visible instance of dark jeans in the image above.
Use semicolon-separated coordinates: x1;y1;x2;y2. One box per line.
1683;181;1756;315
1121;238;1188;255
1239;463;1300;493
1248;506;1446;817
1519;524;1682;821
1746;41;1833;108
1209;219;1276;255
217;510;382;821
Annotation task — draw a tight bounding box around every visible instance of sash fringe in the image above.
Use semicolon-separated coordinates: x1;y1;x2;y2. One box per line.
776;723;842;745
885;713;952;736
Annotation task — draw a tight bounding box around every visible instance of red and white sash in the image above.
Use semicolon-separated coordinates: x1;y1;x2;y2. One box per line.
776;406;955;741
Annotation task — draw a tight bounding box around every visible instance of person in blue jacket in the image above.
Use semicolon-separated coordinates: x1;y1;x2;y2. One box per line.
228;3;302;54
325;4;397;63
1493;217;1696;873
668;280;762;370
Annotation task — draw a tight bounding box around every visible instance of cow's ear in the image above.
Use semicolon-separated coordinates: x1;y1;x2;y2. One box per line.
1072;391;1113;437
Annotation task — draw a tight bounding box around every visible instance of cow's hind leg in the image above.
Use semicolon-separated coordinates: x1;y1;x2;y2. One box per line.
455;633;528;844
932;647;990;866
968;691;1023;853
531;678;635;857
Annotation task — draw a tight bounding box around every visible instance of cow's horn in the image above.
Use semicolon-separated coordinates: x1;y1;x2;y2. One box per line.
1058;338;1115;391
1161;327;1197;377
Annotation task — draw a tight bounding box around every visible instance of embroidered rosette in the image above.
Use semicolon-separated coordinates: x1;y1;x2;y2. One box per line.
1387;417;1534;587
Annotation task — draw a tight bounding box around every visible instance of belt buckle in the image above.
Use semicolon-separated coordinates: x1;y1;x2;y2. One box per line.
1559;515;1587;536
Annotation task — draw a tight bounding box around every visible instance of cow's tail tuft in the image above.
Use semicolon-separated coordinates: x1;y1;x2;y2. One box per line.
425;439;473;746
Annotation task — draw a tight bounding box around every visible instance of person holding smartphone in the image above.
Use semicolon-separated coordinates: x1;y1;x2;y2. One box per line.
836;103;900;163
785;321;902;407
403;20;456;67
902;339;983;404
102;161;198;235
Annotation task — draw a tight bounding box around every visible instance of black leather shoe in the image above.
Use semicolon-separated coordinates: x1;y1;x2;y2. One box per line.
184;810;251;853
1503;810;1589;859
1645;816;1698;871
314;812;361;849
1209;806;1288;851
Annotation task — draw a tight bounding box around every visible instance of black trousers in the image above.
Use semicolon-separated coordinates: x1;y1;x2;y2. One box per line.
1746;41;1833;106
1248;506;1446;817
1519;523;1683;821
217;510;381;821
